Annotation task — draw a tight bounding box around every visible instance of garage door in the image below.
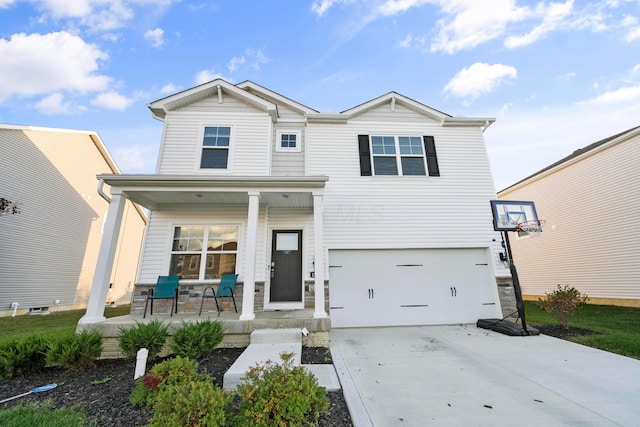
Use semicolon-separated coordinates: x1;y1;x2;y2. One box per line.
328;249;501;328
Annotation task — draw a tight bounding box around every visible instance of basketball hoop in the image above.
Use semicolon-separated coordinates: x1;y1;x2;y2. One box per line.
516;220;545;238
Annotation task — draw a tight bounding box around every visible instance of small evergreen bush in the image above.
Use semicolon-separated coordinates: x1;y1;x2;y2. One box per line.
149;378;232;427
0;335;48;378
170;319;224;360
234;352;329;427
47;329;103;371
130;355;202;408
118;319;168;360
537;284;589;330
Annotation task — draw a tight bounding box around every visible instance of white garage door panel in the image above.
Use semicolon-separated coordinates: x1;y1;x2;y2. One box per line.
329;249;500;327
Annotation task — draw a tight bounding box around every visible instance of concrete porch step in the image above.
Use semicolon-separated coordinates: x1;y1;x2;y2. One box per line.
222;328;339;392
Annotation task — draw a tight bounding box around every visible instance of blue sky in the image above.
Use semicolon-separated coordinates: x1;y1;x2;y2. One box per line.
1;0;639;190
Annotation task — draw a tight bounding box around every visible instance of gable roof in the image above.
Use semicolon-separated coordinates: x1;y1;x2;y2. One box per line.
148;79;495;129
148;79;279;121
500;124;640;193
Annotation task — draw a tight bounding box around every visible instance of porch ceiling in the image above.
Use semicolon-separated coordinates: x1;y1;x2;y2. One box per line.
98;174;328;211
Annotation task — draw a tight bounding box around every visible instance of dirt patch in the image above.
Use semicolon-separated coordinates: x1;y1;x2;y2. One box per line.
534;324;599;340
0;347;352;426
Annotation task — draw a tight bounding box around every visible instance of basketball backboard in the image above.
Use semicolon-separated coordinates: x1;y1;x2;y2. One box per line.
490;200;539;231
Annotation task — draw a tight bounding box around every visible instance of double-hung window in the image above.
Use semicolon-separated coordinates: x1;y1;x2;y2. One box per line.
169;225;238;280
370;135;427;176
200;126;230;169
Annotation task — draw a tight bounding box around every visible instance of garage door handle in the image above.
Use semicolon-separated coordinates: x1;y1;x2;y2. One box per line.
368;288;374;299
450;287;457;297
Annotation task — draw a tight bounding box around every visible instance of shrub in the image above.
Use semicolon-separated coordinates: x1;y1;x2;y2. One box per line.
537;284;589;330
0;335;48;378
130;355;202;408
118;319;168;360
170;319;224;360
47;330;103;371
149;378;232;427
234;352;329;427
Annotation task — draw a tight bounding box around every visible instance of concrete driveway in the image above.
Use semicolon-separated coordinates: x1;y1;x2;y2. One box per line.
330;325;640;427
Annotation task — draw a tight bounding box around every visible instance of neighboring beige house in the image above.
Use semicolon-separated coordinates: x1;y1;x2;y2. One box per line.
498;125;640;307
80;79;511;328
0;124;147;316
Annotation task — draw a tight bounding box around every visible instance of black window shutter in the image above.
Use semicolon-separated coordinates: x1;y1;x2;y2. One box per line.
358;134;372;176
423;136;440;177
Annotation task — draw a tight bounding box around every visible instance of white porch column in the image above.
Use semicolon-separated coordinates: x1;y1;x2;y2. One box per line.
79;191;127;325
240;191;260;320
313;193;328;318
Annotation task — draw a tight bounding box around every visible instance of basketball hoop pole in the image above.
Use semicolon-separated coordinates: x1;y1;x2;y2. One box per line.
503;231;530;336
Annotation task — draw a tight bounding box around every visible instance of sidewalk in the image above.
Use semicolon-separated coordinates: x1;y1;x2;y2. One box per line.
331;325;640;426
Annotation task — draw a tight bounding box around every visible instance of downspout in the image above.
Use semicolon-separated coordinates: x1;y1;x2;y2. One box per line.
482;120;494;133
97;179;111;203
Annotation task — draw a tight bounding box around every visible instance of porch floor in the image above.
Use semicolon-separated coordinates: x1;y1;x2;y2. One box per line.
79;309;331;358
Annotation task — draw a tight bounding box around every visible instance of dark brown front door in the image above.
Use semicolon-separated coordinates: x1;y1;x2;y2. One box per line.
270;230;303;302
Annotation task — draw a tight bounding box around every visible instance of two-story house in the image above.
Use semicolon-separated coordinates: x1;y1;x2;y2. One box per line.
79;79;508;330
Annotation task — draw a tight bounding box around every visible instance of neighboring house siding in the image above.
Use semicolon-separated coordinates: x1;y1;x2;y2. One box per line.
499;130;640;304
157;99;272;176
0;127;145;315
307;115;502;255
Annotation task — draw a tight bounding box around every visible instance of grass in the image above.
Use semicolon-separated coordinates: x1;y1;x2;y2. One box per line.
0;401;87;426
524;301;640;359
0;305;130;346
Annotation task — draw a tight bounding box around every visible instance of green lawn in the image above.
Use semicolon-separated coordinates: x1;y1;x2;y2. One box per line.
0;305;130;345
524;301;640;359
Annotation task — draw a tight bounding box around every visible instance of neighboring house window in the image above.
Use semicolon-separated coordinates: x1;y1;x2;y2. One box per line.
358;135;439;176
201;126;230;169
276;130;301;152
169;225;238;280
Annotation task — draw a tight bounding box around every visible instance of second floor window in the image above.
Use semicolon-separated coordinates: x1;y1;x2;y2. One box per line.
371;135;427;176
201;126;230;169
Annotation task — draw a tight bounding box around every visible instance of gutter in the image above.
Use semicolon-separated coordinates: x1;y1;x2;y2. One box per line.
97;179;111;203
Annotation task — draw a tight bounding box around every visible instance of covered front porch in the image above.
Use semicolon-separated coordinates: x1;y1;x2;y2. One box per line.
78;174;330;334
77;308;331;358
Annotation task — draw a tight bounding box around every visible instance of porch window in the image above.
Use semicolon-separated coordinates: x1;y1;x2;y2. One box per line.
169;225;238;280
200;126;230;169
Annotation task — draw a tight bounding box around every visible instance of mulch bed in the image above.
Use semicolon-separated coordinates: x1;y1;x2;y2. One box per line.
0;347;353;426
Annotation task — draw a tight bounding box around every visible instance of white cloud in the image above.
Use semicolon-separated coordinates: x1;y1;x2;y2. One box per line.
582;86;640;105
228;56;245;72
378;0;431;16
0;0;16;8
626;26;640;42
34;92;74;114
504;0;574;48
444;62;517;99
112;145;150;172
0;31;110;103
195;70;223;85
311;0;340;17
486;99;640;190
431;0;532;53
395;33;426;49
91;91;134;110
160;83;179;94
632;64;640;75
144;27;164;48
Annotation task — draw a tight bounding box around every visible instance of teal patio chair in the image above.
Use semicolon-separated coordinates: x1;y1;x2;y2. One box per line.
143;275;179;318
199;273;238;316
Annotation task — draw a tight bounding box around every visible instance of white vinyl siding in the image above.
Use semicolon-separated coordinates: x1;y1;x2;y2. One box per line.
499;132;640;301
307;119;501;253
137;207;268;284
272;125;305;176
157;96;271;176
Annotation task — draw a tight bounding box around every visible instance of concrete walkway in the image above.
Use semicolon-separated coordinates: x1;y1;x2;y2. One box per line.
330;325;640;427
